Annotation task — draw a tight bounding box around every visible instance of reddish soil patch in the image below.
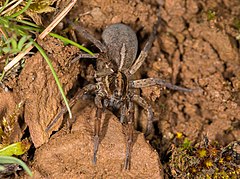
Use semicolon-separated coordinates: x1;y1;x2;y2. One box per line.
0;0;239;178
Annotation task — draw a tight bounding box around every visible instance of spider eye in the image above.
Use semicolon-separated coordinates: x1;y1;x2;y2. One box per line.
113;89;120;97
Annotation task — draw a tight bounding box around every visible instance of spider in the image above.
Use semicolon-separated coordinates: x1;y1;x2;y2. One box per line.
46;15;193;170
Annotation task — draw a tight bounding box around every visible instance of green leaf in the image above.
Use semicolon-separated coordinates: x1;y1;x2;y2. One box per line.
181;138;192;150
18;35;29;51
22;41;33;51
0;16;9;27
2;47;11;54
0;140;31;156
10;38;18;50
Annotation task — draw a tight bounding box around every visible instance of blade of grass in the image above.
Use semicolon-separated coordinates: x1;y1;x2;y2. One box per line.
0;156;32;177
49;33;93;55
1;0;24;16
16;24;94;54
0;0;10;14
31;40;72;119
8;18;40;28
9;0;32;18
4;0;77;72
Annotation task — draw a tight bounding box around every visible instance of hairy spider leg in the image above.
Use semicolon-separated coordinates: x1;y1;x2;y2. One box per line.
126;16;161;76
120;103;127;123
46;84;96;131
124;99;134;170
129;78;193;92
67;20;107;53
131;95;154;135
93;94;104;164
71;53;99;63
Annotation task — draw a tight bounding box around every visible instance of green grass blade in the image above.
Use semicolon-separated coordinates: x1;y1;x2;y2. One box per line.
31;40;72;119
0;17;10;29
0;0;9;14
7;18;39;28
0;156;32;177
18;35;29;50
49;32;94;55
9;19;94;55
10;0;33;18
10;38;18;50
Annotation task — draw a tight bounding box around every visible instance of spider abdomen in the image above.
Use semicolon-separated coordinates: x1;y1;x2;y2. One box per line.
102;23;138;71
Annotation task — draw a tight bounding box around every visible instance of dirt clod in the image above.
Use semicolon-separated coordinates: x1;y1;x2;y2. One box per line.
32;103;163;178
17;37;80;147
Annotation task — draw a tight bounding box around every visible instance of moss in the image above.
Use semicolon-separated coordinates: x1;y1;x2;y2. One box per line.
233;19;240;30
206;10;216;21
169;134;240;178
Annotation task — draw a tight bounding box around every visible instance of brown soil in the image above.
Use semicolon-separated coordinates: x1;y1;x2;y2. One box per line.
0;0;239;178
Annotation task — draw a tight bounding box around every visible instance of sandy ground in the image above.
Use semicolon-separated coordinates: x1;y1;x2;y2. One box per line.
0;0;239;178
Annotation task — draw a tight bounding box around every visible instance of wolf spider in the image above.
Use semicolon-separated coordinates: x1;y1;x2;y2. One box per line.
46;16;192;169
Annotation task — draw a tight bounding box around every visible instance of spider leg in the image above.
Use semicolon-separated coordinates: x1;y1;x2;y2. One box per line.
126;16;161;76
131;95;154;135
46;84;96;132
129;78;193;92
124;99;134;170
71;53;99;63
120;103;127;123
67;20;107;53
93;94;104;165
